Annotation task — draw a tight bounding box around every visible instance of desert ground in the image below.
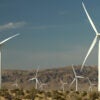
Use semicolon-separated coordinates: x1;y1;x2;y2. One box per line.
0;65;99;99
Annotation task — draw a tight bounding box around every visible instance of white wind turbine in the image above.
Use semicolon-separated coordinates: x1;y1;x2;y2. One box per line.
39;80;47;90
12;79;19;88
70;65;84;91
60;79;67;92
87;77;96;91
29;66;39;89
81;2;100;91
0;33;19;89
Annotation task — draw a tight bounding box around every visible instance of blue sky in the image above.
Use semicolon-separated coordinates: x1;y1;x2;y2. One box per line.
0;0;100;69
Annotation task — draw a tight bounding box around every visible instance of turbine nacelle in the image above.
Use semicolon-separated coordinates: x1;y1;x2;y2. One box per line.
97;34;100;37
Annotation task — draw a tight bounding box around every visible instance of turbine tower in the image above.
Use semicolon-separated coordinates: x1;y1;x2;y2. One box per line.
70;65;84;91
29;66;39;89
87;77;96;91
0;33;19;89
81;2;100;91
60;79;67;92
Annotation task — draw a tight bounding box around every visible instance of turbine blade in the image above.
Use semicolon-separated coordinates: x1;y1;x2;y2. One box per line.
72;65;76;77
36;65;39;77
87;77;91;85
39;80;42;84
92;84;96;86
29;78;35;81
82;2;98;35
70;78;75;87
64;82;67;85
60;79;63;84
76;76;84;78
81;36;97;71
88;86;91;91
36;79;39;84
0;33;20;45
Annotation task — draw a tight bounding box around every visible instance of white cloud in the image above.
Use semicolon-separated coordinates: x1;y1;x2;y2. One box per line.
0;21;26;31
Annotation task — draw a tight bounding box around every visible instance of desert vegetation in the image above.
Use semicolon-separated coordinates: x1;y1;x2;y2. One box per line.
0;88;100;100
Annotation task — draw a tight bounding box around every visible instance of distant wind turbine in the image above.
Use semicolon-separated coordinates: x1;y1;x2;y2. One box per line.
81;2;100;91
29;66;39;89
0;33;20;89
70;65;84;91
87;77;96;91
39;80;47;90
60;79;67;92
12;79;19;88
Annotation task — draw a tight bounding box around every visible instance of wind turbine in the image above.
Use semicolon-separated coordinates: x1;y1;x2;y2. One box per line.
81;2;100;91
87;77;96;91
29;66;39;89
70;65;84;91
60;79;67;92
0;33;19;89
12;79;19;88
39;80;47;90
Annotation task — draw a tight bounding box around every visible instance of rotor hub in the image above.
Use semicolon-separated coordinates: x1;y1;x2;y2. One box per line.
97;34;100;37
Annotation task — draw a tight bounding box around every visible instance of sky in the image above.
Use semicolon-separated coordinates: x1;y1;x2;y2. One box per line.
0;0;100;69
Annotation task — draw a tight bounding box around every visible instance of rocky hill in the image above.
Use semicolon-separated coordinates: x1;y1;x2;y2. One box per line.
2;65;98;91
